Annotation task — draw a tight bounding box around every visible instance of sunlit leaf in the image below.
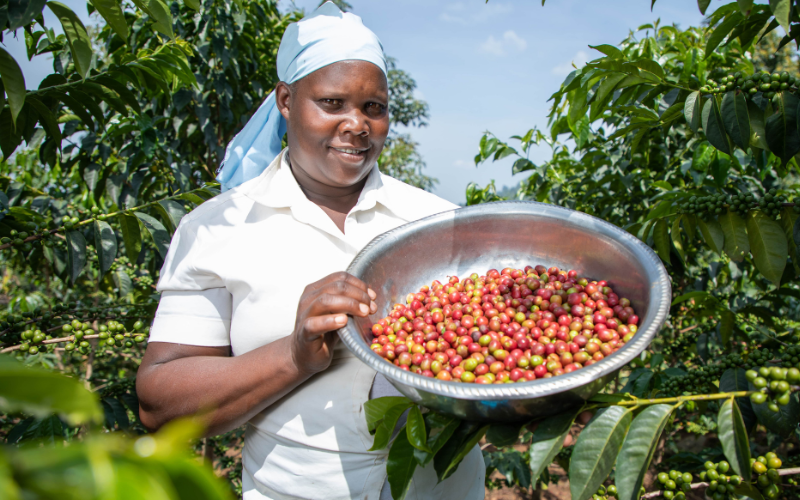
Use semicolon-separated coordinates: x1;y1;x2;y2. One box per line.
529;410;580;482
0;354;102;425
47;2;93;79
570;406;632;500
615;405;673;500
718;398;751;481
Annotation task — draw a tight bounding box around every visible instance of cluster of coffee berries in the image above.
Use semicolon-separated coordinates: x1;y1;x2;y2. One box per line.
0;223;56;252
696;461;743;500
656;469;695;500
661;369;716;397
592;484;619;500
746;366;797;411
778;345;800;368
700;71;798;101
746;347;778;368
751;454;783;499
756;190;789;218
368;266;639;384
680;189;793;221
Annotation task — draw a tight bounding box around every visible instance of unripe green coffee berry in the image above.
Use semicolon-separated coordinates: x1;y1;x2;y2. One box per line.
718;461;730;473
28;346;39;354
134;335;146;343
65;342;75;351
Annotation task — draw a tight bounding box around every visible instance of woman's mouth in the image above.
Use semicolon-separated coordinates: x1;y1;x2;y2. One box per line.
331;146;369;162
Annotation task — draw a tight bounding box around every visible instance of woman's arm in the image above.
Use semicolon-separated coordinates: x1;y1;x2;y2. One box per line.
136;272;377;436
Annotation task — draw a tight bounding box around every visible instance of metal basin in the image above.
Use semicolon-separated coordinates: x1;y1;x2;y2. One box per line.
339;201;670;422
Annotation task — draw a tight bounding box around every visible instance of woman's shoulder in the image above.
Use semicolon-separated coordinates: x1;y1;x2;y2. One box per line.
378;173;459;222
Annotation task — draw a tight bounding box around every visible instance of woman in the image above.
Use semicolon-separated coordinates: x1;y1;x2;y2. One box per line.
136;3;485;499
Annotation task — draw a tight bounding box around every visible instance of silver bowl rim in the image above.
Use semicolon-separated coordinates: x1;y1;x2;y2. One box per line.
339;200;671;401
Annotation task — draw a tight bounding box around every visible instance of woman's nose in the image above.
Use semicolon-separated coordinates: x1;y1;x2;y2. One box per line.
339;109;370;136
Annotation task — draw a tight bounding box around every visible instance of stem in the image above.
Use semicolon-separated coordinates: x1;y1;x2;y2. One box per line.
602;391;755;408
0;185;213;251
0;332;148;353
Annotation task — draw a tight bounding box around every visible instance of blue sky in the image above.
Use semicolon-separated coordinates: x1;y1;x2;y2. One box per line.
3;0;710;203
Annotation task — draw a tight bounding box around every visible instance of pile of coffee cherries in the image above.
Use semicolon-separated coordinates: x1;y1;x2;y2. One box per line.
368;266;639;384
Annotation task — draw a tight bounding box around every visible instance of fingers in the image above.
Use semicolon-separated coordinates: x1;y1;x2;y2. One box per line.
301;314;349;340
577;410;594;425
307;272;376;301
308;292;376;319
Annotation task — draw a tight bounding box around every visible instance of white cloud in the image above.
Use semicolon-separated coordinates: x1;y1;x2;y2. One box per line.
551;50;590;76
453;159;470;168
440;2;512;25
479;30;527;57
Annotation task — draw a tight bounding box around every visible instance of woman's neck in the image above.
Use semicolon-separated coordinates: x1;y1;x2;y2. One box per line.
288;157;368;231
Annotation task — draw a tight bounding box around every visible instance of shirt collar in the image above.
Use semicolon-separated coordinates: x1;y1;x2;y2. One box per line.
243;147;399;218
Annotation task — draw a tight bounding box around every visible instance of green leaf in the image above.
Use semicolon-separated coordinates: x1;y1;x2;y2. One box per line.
719;309;735;345
0;450;20;500
719;211;750;261
413;412;459;468
734;483;766;500
765;91;800;163
748;100;769;149
486;422;524;447
746;211;788;286
653;219;670;263
706;12;743;56
135;211;170;260
569;406;632;500
0;354;102;425
769;0;792;34
702;97;733;155
615;405;674;500
65;230;87;283
387;430;416;500
721;91;750;150
719;368;758;432
96;76;141;114
780;208;800;274
368;402;412;451
749;386;800;438
113;268;133;297
93;220;117;277
529;410;580;482
118;213;142;263
130;0;174;39
0;47;27;126
7;0;48;31
364;396;411;433
433;421;489;481
184;0;201;10
697;217;725;255
671;290;714;306
698;0;711;14
405;406;431;453
25;96;62;145
47;2;93;79
737;0;754;14
684;91;702;132
717;397;751;482
589;45;625;59
93;0;129;41
671;216;685;263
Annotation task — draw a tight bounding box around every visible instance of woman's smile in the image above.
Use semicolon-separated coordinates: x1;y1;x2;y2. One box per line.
330;145;371;162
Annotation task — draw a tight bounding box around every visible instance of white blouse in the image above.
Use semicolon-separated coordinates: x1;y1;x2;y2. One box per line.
149;149;485;500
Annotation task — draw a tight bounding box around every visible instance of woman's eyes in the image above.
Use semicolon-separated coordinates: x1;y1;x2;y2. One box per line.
319;99;386;115
366;102;387;115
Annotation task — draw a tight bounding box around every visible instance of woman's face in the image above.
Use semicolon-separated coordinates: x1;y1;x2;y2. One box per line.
276;60;389;189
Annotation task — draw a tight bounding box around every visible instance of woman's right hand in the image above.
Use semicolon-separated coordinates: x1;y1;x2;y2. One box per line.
290;272;377;376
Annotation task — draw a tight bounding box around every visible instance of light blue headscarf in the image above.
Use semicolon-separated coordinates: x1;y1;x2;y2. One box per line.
216;2;388;191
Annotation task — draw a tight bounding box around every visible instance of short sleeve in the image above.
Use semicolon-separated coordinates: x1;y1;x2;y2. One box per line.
149;218;232;346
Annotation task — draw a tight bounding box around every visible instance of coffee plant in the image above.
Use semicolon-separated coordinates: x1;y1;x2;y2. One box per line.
365;1;800;500
0;0;435;497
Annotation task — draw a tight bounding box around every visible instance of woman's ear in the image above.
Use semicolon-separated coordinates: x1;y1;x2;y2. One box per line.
275;82;292;120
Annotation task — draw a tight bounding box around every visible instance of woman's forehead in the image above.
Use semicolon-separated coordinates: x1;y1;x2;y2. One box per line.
295;60;388;94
